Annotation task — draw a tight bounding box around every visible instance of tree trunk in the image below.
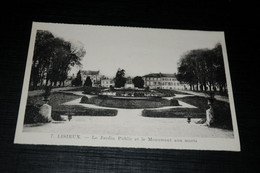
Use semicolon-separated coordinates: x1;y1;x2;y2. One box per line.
203;82;207;91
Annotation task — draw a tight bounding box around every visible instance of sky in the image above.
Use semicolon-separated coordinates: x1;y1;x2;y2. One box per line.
33;22;226;77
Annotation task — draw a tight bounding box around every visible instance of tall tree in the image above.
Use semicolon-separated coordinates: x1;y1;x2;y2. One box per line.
72;70;82;86
30;30;86;89
114;68;126;88
212;44;226;93
31;30;55;89
176;43;226;92
84;76;92;87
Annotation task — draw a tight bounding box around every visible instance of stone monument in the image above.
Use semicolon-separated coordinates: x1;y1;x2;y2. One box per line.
205;93;215;126
39;101;52;122
39;86;52;122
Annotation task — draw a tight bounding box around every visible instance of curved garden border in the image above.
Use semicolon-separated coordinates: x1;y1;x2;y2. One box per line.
80;95;180;109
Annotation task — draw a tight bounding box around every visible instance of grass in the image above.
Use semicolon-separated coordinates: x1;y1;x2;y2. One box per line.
25;92;117;124
27;92;82;108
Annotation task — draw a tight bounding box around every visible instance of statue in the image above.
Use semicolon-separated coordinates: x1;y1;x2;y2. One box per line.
205;92;215;127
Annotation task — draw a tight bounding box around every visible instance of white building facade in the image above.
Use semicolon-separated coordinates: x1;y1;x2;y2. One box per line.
101;77;115;88
81;70;101;87
143;73;186;90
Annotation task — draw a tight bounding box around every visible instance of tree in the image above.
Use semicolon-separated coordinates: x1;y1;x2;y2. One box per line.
30;30;86;89
114;68;126;88
132;76;144;88
176;43;226;92
72;70;82;86
212;44;226;93
84;76;92;87
31;30;55;89
176;53;198;90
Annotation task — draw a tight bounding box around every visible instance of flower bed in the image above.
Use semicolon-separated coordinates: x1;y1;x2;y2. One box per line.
80;96;180;109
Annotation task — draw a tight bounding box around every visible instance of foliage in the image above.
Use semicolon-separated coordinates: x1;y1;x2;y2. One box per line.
27;92;82;110
86;97;171;109
170;99;180;106
24;104;49;124
30;30;86;90
80;96;89;103
176;43;226;93
177;96;233;130
71;70;83;86
82;87;101;95
142;108;204;118
42;85;52;100
114;68;126;88
84;76;92;87
53;105;118;117
132;76;144;88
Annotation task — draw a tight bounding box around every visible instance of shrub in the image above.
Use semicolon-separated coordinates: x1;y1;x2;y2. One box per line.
134;92;145;97
52;105;117;117
98;95;109;99
80;96;89;103
177;96;233;130
86;97;171;109
170;99;180;106
51;111;65;121
82;87;101;95
24;104;49;124
142;108;205;118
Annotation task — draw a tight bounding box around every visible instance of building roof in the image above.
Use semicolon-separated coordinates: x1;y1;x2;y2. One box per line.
143;73;176;78
81;70;100;76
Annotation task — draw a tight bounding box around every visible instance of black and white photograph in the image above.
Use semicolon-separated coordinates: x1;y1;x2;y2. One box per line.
14;22;240;151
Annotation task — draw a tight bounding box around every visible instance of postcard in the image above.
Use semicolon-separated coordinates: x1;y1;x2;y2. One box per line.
14;22;240;151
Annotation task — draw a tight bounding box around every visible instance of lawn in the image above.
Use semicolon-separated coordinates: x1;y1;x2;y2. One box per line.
27;92;82;108
24;92;117;124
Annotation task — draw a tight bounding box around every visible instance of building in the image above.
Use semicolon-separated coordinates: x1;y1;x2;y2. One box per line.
101;77;115;88
81;70;101;87
125;77;134;89
142;73;186;90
